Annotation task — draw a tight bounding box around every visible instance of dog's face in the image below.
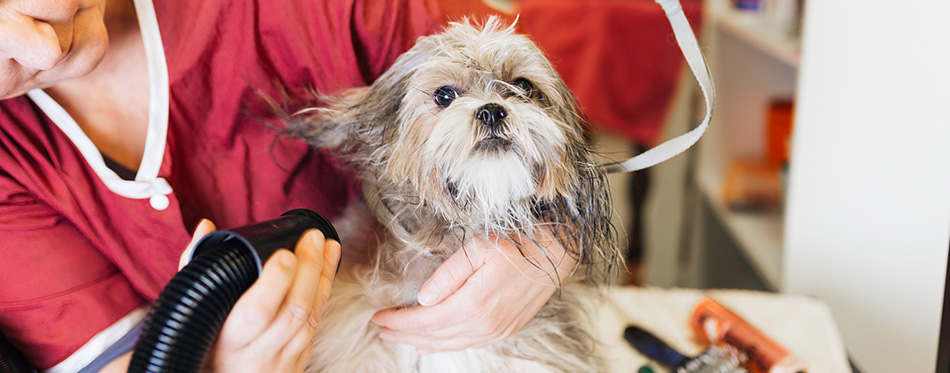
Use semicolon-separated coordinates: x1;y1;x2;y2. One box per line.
296;17;615;271
383;18;585;226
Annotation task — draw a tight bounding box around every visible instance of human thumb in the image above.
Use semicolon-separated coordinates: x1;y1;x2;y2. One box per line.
178;219;216;270
417;247;482;306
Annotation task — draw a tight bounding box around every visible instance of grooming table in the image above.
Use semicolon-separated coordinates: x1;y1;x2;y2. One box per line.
599;287;852;372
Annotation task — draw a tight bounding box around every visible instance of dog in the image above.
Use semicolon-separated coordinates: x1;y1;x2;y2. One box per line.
287;16;620;372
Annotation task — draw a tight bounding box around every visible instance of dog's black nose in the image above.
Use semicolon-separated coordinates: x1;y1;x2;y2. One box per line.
476;104;507;127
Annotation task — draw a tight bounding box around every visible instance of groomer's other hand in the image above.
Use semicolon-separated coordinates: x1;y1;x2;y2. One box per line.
181;219;341;372
178;219;217;270
371;228;576;353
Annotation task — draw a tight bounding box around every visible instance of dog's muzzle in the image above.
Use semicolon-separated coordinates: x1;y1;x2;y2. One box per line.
476;103;507;129
474;103;515;153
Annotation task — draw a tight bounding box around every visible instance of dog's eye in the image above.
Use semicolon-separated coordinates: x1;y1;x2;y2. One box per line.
513;78;534;98
434;86;459;108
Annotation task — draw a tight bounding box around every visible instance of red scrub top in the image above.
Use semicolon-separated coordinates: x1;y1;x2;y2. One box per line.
0;0;498;368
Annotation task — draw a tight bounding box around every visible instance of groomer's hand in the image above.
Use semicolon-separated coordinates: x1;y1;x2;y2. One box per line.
101;219;341;373
370;228;576;353
191;219;341;372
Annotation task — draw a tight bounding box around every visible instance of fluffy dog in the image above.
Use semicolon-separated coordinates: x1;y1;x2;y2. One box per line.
288;17;620;372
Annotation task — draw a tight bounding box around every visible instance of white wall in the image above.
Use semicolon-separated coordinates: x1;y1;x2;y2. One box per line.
783;1;950;372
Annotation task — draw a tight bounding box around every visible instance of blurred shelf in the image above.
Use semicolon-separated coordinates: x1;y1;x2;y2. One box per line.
697;168;784;290
685;0;799;291
714;8;801;68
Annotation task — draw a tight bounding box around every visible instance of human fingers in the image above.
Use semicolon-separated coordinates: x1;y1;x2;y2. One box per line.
256;230;327;347
178;219;216;270
314;238;341;315
374;282;516;350
271;233;340;369
370;246;484;330
286;238;340;371
415;245;485;306
376;289;540;352
377;237;563;351
380;328;487;353
370;246;494;339
372;267;499;341
376;310;482;351
218;249;298;348
293;336;316;373
372;304;438;337
375;300;524;352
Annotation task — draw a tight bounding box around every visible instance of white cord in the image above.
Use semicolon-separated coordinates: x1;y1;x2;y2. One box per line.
606;0;715;174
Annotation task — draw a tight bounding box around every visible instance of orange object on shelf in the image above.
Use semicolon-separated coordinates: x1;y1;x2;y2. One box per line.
721;159;782;212
766;100;795;166
689;297;807;373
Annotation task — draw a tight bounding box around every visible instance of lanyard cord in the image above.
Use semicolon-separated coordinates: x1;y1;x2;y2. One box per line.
606;0;715;174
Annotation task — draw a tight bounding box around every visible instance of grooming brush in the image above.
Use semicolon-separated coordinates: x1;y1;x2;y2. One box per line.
625;325;746;373
689;298;807;373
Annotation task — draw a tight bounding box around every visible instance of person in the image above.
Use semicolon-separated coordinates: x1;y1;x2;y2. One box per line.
0;0;574;371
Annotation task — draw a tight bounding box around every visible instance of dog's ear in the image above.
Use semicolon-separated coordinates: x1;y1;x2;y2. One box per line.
290;87;372;154
290;42;433;163
535;72;620;283
534;66;592;200
574;158;618;274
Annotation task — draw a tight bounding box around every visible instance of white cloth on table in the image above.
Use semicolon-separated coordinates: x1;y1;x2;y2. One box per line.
598;287;852;372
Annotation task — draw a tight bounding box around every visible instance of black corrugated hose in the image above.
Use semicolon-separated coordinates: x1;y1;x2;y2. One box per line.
127;208;339;373
0;209;338;373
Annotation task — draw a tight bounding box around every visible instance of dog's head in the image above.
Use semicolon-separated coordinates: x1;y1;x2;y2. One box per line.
293;17;617;279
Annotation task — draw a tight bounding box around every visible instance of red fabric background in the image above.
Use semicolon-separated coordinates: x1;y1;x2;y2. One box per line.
520;0;704;146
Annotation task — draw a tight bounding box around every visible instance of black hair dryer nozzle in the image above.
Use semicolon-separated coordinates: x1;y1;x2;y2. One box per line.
128;209;339;373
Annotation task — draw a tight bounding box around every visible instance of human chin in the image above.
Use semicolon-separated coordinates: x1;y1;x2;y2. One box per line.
32;12;109;91
60;5;109;76
0;14;108;98
0;63;35;99
58;26;108;79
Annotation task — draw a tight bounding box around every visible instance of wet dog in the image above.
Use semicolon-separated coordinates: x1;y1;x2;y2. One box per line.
289;17;620;372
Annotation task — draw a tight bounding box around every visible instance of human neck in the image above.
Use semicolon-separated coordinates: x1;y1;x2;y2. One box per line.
47;0;151;172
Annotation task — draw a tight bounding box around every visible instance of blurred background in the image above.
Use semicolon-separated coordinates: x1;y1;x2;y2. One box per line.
487;0;950;371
